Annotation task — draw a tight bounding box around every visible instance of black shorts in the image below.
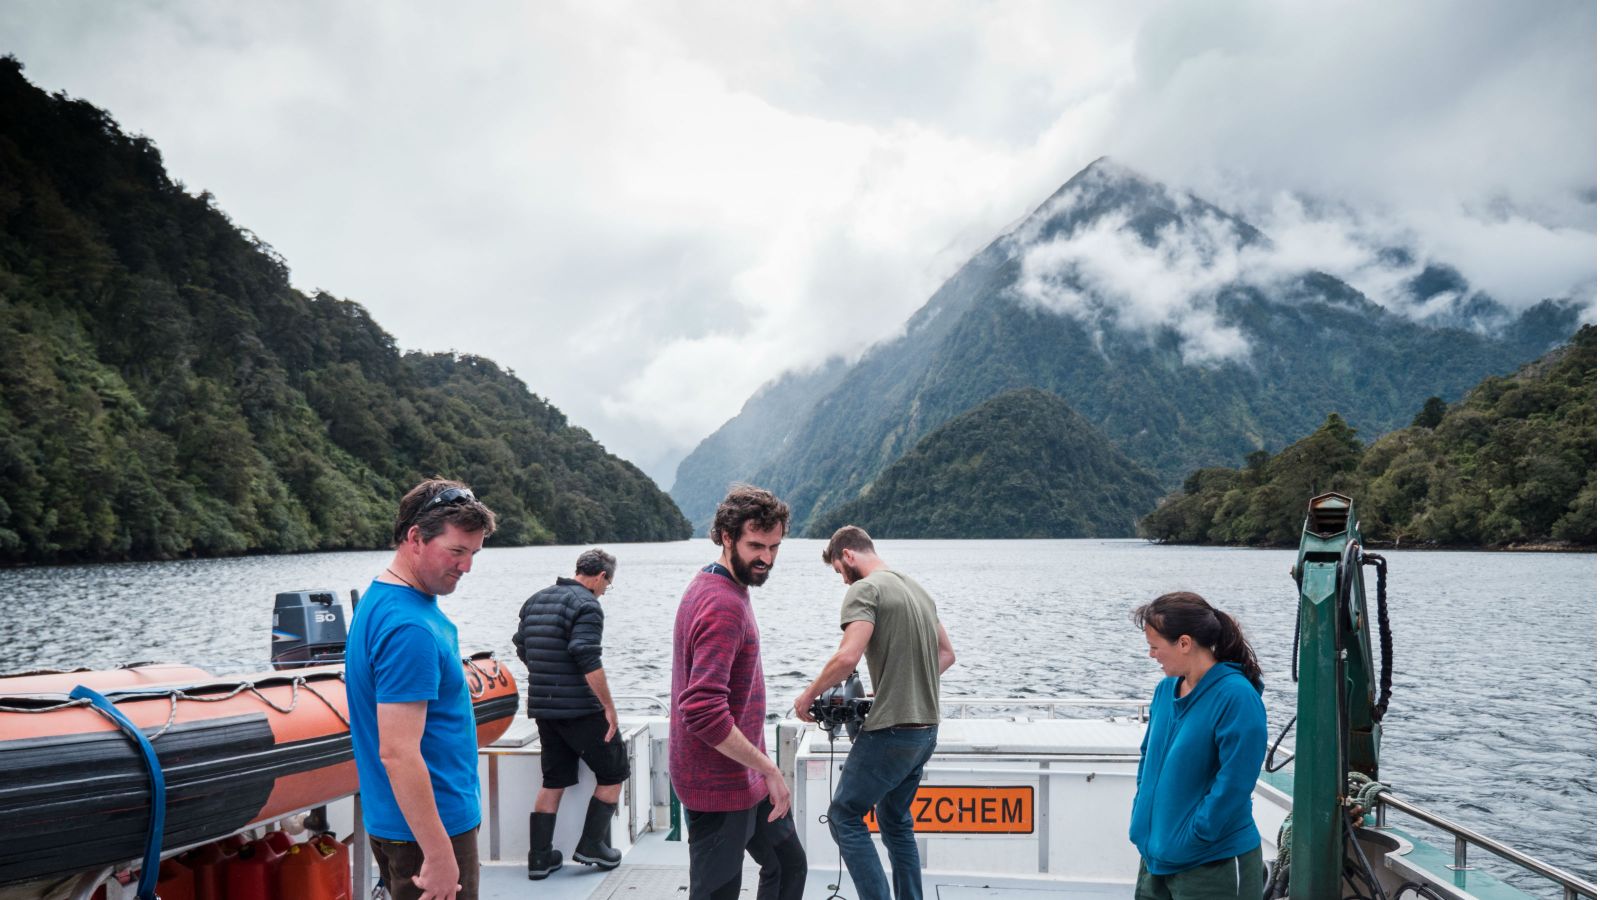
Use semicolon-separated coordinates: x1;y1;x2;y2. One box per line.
535;713;629;788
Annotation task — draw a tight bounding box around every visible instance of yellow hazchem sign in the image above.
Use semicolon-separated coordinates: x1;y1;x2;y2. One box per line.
864;786;1034;834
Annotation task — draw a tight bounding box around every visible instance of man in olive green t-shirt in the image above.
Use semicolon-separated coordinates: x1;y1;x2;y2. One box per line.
793;526;956;900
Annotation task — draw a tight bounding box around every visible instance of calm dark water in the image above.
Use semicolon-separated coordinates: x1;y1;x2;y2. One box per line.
1;540;1593;892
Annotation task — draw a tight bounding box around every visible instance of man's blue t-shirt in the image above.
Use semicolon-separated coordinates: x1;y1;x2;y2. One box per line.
345;579;481;840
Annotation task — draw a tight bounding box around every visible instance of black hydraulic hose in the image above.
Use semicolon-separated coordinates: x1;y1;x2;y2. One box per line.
1362;554;1393;722
1290;609;1301;683
1265;715;1297;773
1344;814;1390;900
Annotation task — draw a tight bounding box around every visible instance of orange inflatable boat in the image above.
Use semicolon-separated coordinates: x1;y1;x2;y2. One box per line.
0;652;517;887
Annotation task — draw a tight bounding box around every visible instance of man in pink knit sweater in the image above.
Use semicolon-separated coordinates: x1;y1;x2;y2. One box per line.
670;485;807;900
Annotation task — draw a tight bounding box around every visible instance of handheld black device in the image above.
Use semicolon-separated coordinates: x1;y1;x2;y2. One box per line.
809;671;873;741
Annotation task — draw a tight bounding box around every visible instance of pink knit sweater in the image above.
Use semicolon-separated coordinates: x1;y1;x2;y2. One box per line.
669;568;768;812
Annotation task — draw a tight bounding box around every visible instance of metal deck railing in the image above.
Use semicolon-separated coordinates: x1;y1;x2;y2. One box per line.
940;696;1151;721
1374;793;1596;900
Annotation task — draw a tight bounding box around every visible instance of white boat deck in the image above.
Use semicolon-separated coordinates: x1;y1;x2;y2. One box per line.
472;829;1135;899
454;707;1155;900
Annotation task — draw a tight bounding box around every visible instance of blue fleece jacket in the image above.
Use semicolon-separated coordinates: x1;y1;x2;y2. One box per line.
1128;662;1267;875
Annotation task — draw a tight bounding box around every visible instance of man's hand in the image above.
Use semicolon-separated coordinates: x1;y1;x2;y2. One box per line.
709;730;790;820
411;849;462;899
763;768;792;821
792;692;816;723
377;702;459;899
586;668;619;742
797;621;875;726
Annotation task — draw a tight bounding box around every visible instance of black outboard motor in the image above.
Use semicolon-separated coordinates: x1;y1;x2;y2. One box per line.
271;590;349;670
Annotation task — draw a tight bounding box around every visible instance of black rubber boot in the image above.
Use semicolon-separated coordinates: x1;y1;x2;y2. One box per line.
572;797;622;869
528;812;563;880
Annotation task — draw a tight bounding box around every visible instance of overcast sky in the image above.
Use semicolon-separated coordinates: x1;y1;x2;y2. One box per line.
5;1;1594;484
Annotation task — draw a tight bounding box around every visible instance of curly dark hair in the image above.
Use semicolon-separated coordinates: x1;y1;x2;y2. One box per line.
710;485;790;547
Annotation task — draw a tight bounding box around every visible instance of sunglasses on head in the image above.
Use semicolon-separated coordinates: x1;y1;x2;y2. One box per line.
420;487;476;517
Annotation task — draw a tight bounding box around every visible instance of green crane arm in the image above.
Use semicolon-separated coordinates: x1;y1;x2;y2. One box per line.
1288;492;1382;899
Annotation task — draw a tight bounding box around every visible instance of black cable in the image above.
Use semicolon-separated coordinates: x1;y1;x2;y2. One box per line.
818;733;850;900
1344;813;1389;900
1362;554;1393;722
1265;715;1297;773
1291;607;1301;683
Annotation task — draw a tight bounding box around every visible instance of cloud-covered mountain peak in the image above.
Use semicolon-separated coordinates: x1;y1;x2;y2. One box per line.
994;158;1582;361
1003;158;1275;364
1012;157;1264;253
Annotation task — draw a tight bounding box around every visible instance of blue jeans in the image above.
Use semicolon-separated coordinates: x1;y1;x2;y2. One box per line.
827;725;938;900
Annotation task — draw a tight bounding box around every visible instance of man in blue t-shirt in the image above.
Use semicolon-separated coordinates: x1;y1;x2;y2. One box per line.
346;479;497;900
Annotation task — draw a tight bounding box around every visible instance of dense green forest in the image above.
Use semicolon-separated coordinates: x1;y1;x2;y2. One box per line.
1138;326;1596;548
0;57;690;563
806;388;1164;538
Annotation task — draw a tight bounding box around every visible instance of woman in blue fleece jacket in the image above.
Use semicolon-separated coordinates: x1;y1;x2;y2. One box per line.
1129;592;1267;900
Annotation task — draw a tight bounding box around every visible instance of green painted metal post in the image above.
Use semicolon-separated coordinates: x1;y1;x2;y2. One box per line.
667;784;682;841
1292;556;1344;899
1290;492;1363;900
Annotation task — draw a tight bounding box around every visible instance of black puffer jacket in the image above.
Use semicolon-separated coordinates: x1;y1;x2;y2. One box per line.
513;578;604;719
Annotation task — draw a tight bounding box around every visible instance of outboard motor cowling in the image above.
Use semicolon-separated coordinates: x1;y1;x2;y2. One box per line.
271;590;348;670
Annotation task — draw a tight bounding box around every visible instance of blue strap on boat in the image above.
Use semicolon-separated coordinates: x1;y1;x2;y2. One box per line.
70;685;166;900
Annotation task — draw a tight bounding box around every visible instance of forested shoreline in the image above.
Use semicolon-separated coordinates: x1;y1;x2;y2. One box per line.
1139;326;1596;550
0;57;690;564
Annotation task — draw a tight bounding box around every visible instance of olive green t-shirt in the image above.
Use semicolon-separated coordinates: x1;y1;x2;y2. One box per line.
840;569;942;731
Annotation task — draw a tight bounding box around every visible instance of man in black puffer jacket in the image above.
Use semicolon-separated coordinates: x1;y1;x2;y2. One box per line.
513;548;627;879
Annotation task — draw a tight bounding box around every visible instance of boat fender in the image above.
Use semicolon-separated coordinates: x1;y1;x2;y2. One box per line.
68;685;166;900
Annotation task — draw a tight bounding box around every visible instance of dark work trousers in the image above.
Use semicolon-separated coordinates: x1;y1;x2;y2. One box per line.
369;826;481;900
1135;847;1266;900
826;725;938;900
685;797;807;900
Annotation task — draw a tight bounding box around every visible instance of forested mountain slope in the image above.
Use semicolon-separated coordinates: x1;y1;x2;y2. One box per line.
805;388;1164;538
0;57;689;562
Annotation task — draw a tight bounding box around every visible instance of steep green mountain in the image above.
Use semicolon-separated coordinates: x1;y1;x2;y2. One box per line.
805;388;1163;539
1139;326;1596;547
0;57;689;562
669;356;848;535
674;158;1581;532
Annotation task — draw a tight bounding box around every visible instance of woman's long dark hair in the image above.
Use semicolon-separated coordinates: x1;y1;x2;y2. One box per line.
1133;591;1264;691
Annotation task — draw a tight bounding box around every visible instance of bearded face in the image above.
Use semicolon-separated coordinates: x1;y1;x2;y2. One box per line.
725;521;783;586
834;557;864;585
